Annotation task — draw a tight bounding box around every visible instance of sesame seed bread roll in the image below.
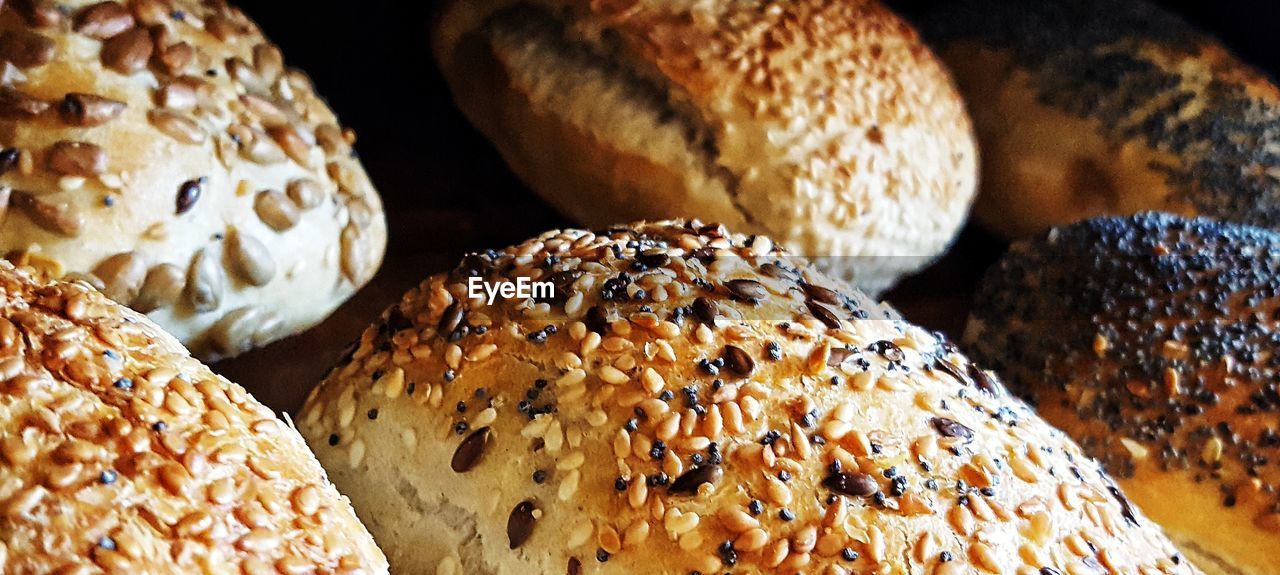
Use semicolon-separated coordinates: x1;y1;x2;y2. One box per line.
299;220;1195;575
431;0;978;294
0;260;387;574
0;0;386;360
965;212;1280;575
913;0;1280;240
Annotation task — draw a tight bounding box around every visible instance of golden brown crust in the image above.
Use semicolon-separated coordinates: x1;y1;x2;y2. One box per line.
432;0;977;294
0;0;387;360
300;220;1195;575
0;260;387;575
917;0;1280;240
965;213;1280;575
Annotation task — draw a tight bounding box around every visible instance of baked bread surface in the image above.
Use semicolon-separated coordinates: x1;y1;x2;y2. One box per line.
301;220;1194;575
915;0;1280;239
0;0;386;359
433;0;978;293
966;212;1280;575
0;259;388;574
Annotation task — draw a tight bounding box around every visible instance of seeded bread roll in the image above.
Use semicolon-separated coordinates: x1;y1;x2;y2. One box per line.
299;220;1195;575
0;0;386;360
0;260;387;574
964;212;1280;575
431;0;977;294
911;0;1280;239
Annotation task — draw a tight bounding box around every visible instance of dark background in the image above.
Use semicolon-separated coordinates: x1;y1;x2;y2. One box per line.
216;0;1280;411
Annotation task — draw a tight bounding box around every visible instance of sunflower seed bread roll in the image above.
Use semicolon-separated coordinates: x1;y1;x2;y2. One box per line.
431;0;978;294
966;212;1280;575
299;220;1195;575
0;0;386;360
913;0;1280;240
0;260;387;574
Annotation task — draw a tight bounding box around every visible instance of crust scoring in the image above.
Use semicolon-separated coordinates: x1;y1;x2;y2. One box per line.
433;0;978;293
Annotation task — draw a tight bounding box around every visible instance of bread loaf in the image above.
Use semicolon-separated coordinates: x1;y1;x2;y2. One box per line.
0;0;386;360
966;212;1280;574
300;219;1195;575
914;0;1280;239
0;259;387;574
432;0;978;293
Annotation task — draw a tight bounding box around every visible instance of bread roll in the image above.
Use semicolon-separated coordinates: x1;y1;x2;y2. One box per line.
299;220;1195;574
965;212;1280;575
0;260;386;574
912;0;1280;239
432;0;977;294
0;0;386;360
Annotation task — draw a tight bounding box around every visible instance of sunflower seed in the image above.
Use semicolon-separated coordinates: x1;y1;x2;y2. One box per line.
100;27;152;74
186;248;224;313
132;264;184;313
93;251;147;304
0;87;49;118
286;178;324;210
0;30;55;68
240;127;286;164
130;0;168;25
59;93;125;126
156;41;193;74
13;191;82;236
157;82;198;110
340;224;374;285
253;43;283;81
73;2;135;39
148;109;205;144
254;190;299;231
208;306;282;358
13;0;62;27
47;141;106;177
269;124;311;165
226;230;275;286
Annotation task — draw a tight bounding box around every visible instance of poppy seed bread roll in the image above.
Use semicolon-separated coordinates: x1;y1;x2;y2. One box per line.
0;0;387;360
432;0;978;294
913;0;1280;239
965;212;1280;575
0;260;387;574
299;220;1195;575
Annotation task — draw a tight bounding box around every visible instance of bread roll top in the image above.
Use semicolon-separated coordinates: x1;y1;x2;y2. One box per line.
0;0;386;359
0;260;387;574
913;0;1280;239
966;212;1280;574
433;0;977;293
301;220;1194;575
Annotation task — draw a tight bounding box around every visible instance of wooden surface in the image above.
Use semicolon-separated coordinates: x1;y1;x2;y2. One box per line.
217;0;1279;414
